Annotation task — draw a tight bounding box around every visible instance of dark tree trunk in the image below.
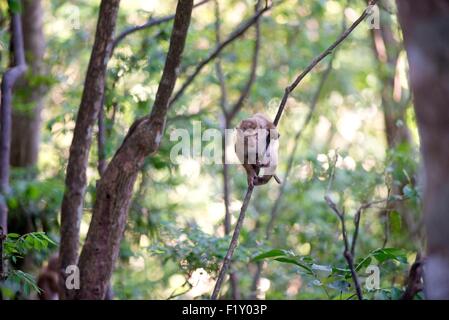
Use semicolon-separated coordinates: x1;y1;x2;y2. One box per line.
58;0;121;299
75;0;194;299
10;0;46;168
397;0;449;299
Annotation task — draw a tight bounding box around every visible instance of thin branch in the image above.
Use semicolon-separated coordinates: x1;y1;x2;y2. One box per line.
97;0;211;177
213;0;243;299
250;56;334;298
111;0;211;56
325;194;364;300
273;0;379;126
325;166;406;301
214;0;229;118
212;1;377;300
211;186;254;299
226;2;261;121
170;3;271;106
265;56;334;240
97;97;107;176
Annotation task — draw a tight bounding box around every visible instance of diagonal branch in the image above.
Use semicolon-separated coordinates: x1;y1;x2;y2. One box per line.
214;0;229;118
170;3;270;106
250;56;334;298
76;0;194;300
211;186;254;300
211;0;377;300
273;0;379;126
226;4;261;121
98;0;211;177
111;0;211;56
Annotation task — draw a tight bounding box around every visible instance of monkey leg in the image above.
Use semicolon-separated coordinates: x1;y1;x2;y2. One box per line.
253;175;273;186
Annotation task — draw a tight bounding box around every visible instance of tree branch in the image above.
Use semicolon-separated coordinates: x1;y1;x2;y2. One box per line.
251;56;334;298
211;186;254;299
273;0;379;126
58;0;121;300
76;0;194;300
170;2;270;106
226;2;261;121
111;0;211;56
325;194;364;300
212;1;377;300
98;0;211;176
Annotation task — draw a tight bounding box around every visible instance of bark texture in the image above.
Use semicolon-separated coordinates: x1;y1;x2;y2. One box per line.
75;0;194;299
10;0;46;168
397;0;449;299
58;0;120;299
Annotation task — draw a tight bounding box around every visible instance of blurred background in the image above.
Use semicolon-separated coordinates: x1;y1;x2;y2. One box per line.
0;0;422;299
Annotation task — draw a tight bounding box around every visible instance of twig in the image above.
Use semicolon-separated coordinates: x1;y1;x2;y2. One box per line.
214;0;229;118
325;168;405;300
97;97;107;176
211;186;254;299
111;0;211;56
273;0;379;126
226;1;261;121
325;195;364;300
170;2;270;106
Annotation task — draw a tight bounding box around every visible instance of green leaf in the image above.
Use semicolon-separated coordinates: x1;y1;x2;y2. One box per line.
274;257;314;275
371;248;407;264
252;249;289;261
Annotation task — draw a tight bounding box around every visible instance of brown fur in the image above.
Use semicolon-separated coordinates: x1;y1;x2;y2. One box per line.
235;113;280;187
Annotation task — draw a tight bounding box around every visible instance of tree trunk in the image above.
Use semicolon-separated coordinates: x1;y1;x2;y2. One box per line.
75;0;194;299
397;0;449;299
371;5;410;148
10;0;46;168
58;0;120;299
0;11;27;234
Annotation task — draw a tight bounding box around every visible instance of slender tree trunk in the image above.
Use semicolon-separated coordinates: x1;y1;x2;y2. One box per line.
370;2;418;244
58;0;121;300
0;10;27;234
10;0;46;168
397;0;449;299
371;5;410;148
75;0;194;299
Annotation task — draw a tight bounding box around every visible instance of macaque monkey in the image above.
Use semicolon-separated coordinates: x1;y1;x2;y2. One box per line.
235;113;281;187
37;255;59;300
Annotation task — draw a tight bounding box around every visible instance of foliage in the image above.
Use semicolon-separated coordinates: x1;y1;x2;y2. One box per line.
1;232;56;297
2;0;423;299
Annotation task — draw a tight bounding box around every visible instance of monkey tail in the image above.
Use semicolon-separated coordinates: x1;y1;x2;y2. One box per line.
273;174;281;184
